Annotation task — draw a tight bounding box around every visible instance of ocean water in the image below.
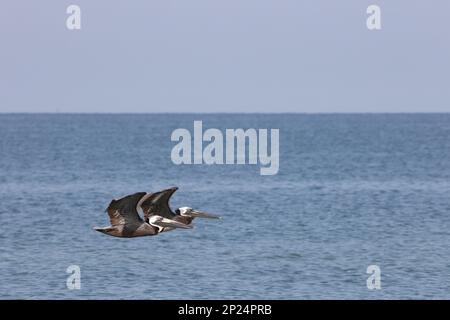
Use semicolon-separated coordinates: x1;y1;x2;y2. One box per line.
1;114;450;299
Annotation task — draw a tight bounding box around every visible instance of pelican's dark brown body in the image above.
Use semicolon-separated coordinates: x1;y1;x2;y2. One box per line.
94;187;219;238
94;190;191;238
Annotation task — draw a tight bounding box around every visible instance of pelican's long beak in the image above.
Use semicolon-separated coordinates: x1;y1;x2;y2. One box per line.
188;210;221;219
156;217;193;229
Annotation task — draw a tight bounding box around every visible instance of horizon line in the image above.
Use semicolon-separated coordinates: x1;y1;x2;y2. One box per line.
1;111;450;115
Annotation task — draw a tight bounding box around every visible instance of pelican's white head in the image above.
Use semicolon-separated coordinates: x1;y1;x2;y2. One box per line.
148;215;192;231
148;215;164;226
176;207;193;216
175;207;221;219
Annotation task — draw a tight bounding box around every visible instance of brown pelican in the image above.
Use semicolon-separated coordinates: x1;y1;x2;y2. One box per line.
139;187;221;229
94;192;192;238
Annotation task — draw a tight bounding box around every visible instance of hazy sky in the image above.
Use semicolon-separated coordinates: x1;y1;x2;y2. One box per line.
1;1;449;113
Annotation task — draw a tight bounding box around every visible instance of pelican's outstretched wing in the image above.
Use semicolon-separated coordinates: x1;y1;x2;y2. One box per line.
105;192;146;226
139;187;178;222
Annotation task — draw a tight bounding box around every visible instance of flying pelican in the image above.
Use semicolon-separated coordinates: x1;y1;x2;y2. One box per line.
94;192;192;238
139;187;221;229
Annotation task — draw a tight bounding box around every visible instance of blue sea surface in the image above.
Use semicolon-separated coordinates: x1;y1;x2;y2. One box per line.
1;114;450;299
